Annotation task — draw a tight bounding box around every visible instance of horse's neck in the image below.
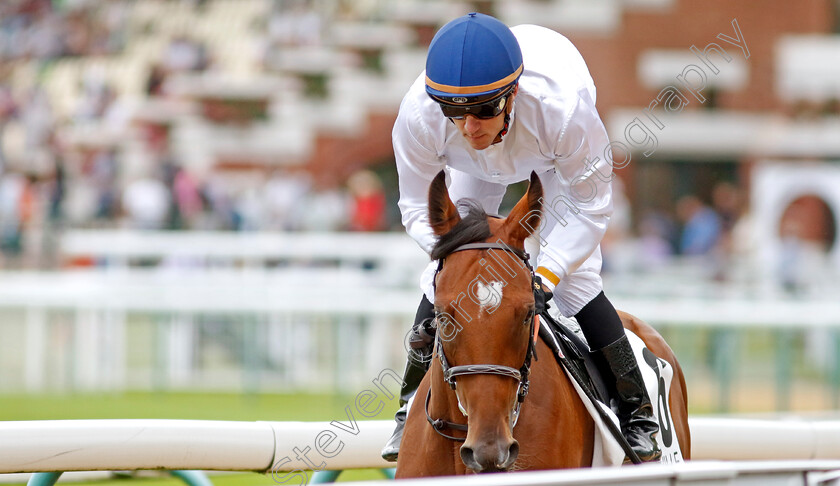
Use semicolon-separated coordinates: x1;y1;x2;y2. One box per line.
513;340;595;468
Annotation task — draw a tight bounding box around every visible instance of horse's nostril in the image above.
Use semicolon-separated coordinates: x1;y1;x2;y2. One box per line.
460;445;480;472
506;440;520;466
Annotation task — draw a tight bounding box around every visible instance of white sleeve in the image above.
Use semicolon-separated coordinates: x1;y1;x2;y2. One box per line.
536;92;613;286
393;95;446;254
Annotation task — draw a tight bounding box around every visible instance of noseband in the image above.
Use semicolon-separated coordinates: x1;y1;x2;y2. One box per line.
425;242;539;442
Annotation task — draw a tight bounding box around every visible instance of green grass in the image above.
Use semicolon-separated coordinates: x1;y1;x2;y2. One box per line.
0;392;382;422
1;392;399;485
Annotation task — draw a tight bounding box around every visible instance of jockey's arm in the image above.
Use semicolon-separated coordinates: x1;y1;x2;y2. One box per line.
534;94;613;291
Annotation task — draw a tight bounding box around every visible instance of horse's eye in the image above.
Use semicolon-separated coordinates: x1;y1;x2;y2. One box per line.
524;308;535;325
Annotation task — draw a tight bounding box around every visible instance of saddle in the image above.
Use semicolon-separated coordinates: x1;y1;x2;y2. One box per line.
537;311;616;408
536;310;636;462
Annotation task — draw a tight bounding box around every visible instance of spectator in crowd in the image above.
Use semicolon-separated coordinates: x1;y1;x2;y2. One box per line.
676;194;722;256
266;0;323;48
637;209;677;268
75;65;117;121
171;166;203;229
347;169;385;232
145;62;168;97
263;170;312;231
0;78;18;173
90;148;119;221
299;186;348;232
710;180;746;280
0;170;34;266
163;35;210;73
21;86;54;159
199;173;238;230
711;181;743;251
122;173;170;230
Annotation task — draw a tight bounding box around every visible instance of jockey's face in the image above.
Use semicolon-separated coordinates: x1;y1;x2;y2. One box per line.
450;88;516;151
452;112;507;150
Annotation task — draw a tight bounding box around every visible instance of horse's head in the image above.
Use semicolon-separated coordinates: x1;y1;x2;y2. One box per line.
427;170;542;473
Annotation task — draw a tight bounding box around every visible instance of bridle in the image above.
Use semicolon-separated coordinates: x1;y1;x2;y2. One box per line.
425;242;539;442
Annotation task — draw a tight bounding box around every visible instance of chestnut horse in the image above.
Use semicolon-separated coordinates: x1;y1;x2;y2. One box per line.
395;171;690;477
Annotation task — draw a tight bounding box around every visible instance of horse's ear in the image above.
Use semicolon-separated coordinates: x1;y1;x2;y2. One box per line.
504;171;543;245
428;170;461;236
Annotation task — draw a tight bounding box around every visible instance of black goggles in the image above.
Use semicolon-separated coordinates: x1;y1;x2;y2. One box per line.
435;89;513;120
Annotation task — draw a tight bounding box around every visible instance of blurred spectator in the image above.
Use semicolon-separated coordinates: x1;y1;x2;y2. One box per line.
676;195;721;256
262;0;324;70
263;170;312;231
75;66;116;121
145;62;168;97
637;209;676;268
0;171;34;266
47;149;66;224
236;186;266;231
347;169;385;231
712;181;743;238
90;148;119;221
163;35;210;74
778;218;805;294
300;187;349;232
267;0;323;48
171;166;204;229
0;1;127;62
25;2;65;60
21;86;54;158
710;181;745;278
0;79;17;172
122;174;170;230
199;173;237;230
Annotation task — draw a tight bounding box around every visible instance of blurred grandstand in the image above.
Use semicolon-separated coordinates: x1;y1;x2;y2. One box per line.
0;0;839;412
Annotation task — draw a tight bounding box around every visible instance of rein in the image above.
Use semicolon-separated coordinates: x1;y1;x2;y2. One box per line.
425;242;538;442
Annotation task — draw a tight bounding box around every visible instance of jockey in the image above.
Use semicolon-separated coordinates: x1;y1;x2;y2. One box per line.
382;13;661;463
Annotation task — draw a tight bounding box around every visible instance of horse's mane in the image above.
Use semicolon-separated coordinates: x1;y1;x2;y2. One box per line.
430;200;492;261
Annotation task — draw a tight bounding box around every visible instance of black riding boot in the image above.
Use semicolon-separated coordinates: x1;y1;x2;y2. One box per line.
599;334;662;462
381;296;435;462
575;292;661;463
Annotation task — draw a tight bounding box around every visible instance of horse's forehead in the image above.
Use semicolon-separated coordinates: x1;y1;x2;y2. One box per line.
437;251;533;306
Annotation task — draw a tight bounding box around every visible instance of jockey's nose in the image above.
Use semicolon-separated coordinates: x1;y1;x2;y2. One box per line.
463;114;482;133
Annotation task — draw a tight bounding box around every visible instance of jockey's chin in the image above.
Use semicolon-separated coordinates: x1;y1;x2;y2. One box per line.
453;114;506;150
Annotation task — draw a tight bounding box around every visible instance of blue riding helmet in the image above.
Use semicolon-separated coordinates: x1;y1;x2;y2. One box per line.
425;12;523;108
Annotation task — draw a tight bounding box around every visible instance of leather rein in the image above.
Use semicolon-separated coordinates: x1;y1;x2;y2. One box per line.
425;242;539;442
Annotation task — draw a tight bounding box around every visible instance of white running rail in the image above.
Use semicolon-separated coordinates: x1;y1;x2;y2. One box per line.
4;418;840;474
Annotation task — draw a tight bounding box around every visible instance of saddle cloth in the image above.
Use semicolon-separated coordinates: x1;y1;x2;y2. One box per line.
539;308;685;466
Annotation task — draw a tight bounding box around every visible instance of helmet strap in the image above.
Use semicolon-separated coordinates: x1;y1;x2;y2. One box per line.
492;92;515;145
491;113;510;145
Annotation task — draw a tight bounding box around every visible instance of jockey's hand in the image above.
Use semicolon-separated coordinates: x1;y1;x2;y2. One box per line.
408;316;436;351
534;276;553;315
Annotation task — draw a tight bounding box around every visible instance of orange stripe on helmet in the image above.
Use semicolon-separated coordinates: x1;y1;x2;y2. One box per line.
425;65;523;95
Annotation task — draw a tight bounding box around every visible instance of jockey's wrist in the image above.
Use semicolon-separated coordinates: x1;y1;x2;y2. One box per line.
536;266;560;292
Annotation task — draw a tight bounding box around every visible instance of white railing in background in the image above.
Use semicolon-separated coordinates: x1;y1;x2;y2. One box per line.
59;230;429;277
3;418;840;485
0;230;838;396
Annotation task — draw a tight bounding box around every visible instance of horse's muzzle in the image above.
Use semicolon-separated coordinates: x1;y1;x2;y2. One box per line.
460;439;519;472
